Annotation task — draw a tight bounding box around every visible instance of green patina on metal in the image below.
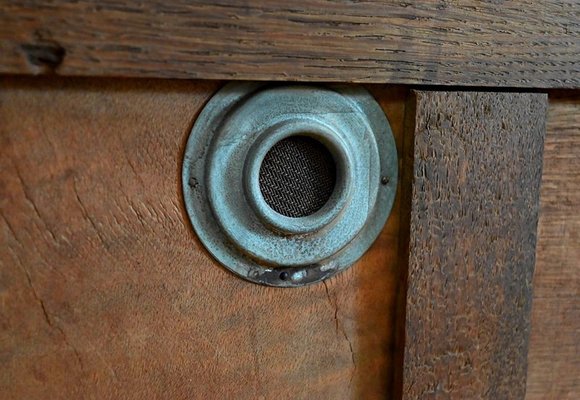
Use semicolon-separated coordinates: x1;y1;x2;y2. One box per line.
182;82;397;287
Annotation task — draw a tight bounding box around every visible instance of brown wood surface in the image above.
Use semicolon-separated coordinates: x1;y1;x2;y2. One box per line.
401;91;547;399
1;76;577;399
0;1;579;88
526;92;580;400
0;77;408;399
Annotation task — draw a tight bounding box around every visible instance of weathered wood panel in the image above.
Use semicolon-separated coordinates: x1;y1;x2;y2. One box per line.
402;91;547;399
0;1;578;88
526;93;580;400
0;78;407;399
1;76;577;399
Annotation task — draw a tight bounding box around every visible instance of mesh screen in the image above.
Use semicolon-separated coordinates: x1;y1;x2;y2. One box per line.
259;136;336;218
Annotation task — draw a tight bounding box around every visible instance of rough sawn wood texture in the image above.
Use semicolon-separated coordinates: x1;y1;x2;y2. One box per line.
526;92;580;400
0;1;578;88
401;91;547;399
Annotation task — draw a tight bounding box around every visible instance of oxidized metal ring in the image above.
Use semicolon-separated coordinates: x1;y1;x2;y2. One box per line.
182;82;397;287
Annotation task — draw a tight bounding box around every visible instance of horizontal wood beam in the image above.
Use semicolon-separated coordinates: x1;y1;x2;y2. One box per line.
0;1;578;88
401;91;547;398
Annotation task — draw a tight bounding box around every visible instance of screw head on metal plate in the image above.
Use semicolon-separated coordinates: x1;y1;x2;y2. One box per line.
182;83;397;287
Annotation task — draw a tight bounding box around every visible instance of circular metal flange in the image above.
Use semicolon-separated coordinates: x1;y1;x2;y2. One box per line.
182;82;397;287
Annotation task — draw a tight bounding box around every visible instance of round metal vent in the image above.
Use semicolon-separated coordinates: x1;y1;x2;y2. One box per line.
182;83;397;287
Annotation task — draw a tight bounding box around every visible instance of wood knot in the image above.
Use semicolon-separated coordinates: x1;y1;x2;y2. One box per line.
21;42;66;72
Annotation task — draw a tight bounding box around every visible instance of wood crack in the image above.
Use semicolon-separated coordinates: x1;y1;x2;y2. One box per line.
8;246;84;372
72;178;112;255
13;163;58;243
323;280;356;385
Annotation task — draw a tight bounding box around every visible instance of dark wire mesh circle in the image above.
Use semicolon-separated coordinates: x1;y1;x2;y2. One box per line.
259;136;337;218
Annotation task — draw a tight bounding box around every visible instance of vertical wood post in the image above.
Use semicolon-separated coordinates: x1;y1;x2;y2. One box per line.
400;91;547;399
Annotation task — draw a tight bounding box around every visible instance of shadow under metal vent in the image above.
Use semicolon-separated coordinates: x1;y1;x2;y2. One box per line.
182;82;398;287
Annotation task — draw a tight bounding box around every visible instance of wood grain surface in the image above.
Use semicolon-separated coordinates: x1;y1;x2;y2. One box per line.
0;76;577;399
0;1;579;88
401;91;547;399
526;92;580;400
0;77;408;399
